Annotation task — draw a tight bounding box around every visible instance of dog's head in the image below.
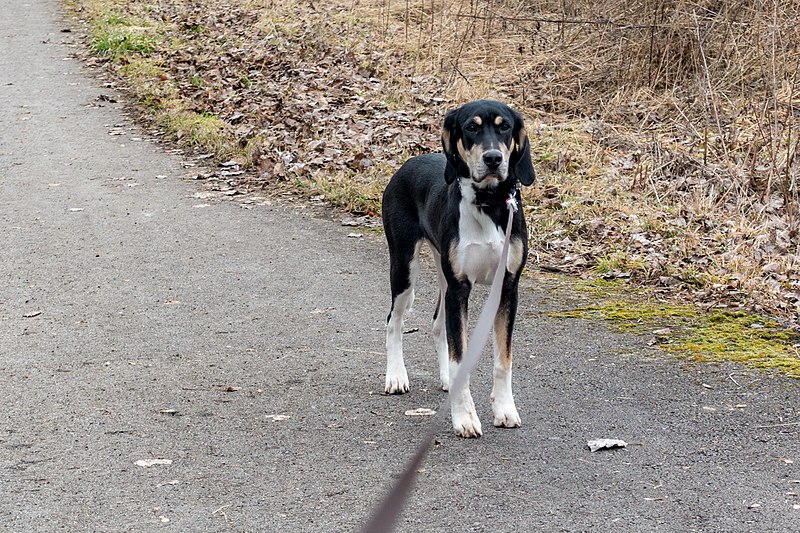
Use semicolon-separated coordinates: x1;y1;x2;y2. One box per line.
441;100;535;189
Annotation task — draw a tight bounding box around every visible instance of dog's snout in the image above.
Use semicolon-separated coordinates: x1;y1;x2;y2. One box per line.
482;150;503;170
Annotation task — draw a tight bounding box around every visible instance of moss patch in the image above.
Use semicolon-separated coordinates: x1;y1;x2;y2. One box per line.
550;297;800;378
550;301;697;328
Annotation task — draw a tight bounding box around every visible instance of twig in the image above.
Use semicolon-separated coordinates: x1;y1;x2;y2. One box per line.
728;373;743;388
450;60;472;86
693;11;730;164
212;504;232;524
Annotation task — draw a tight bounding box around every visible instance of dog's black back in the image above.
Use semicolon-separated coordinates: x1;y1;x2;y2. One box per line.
382;153;452;270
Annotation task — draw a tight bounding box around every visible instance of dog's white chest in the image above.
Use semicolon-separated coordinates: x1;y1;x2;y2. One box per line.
454;205;505;285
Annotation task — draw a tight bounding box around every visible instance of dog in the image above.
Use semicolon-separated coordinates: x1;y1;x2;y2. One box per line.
381;100;535;438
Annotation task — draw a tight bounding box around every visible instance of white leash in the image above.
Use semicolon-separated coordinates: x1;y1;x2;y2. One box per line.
361;193;519;533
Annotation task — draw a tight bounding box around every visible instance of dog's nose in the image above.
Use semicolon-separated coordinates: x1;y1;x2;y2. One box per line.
482;150;503;170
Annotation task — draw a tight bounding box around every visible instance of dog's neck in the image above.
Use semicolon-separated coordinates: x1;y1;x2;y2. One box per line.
467;180;518;209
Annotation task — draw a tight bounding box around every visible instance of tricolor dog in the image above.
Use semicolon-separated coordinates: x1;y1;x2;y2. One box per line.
381;100;535;438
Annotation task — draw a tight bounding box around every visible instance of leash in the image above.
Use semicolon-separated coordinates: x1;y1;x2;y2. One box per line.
360;192;519;533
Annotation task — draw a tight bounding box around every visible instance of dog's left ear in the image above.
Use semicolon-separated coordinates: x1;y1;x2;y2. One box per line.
510;111;536;186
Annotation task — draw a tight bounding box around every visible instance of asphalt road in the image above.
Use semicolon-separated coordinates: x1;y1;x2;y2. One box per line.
2;2;800;532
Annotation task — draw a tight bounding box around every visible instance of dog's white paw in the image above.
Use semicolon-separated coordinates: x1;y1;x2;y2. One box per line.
384;370;409;394
451;401;482;438
492;399;521;428
440;374;450;392
453;414;483;438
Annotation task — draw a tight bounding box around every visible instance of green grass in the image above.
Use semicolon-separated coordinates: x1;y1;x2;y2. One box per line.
89;13;158;60
593;251;646;276
117;58;178;112
161;112;237;156
296;171;384;216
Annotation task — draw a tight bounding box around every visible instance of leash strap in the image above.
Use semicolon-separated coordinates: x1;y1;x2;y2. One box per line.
361;195;518;533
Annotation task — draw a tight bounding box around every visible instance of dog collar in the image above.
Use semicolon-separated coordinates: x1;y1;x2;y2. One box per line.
474;183;519;210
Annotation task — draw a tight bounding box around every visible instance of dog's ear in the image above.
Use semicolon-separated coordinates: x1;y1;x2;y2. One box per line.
441;108;460;184
510;111;536;186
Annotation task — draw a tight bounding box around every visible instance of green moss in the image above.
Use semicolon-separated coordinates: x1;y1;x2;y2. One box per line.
549;301;696;330
550;298;800;377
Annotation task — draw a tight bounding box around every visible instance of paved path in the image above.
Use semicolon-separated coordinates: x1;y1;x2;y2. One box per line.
2;2;800;532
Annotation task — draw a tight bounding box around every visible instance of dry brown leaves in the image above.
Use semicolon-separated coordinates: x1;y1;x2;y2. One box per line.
141;1;446;210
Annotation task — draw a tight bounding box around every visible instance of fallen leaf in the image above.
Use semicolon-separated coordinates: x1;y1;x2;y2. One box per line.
404;408;436;417
22;311;41;318
587;438;628;452
135;459;173;467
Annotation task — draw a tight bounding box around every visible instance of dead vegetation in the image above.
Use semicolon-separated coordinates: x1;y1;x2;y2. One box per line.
67;0;800;326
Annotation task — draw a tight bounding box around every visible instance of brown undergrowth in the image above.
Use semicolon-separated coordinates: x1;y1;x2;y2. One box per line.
66;0;800;328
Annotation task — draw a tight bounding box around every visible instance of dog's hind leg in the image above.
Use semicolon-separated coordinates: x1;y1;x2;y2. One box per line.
430;248;449;391
385;241;422;394
491;275;522;428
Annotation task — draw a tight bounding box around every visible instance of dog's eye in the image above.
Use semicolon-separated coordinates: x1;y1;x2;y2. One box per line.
499;122;511;131
464;123;479;133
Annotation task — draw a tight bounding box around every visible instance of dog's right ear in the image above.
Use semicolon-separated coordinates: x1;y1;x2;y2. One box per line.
441;109;460;184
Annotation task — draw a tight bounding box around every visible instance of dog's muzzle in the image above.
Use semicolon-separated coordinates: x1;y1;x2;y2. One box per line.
474;149;506;183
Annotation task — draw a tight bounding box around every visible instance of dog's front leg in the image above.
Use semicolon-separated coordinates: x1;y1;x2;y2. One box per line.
445;279;482;438
491;274;521;428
